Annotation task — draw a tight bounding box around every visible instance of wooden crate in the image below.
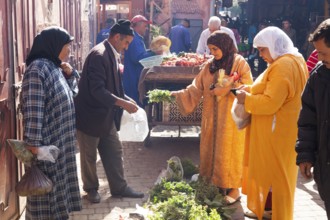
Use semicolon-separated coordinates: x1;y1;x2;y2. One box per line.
162;101;203;123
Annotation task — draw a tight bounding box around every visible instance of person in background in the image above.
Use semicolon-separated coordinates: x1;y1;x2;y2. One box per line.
122;15;160;106
171;31;253;205
196;16;237;55
306;49;318;73
247;21;268;78
226;18;241;44
282;18;296;45
237;26;308;220
247;21;257;56
295;18;330;219
168;18;192;53
74;19;144;204
22;26;81;219
96;18;115;44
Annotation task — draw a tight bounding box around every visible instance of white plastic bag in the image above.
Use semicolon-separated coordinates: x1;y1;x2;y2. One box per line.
118;107;149;142
37;145;60;163
154;156;184;184
231;98;251;129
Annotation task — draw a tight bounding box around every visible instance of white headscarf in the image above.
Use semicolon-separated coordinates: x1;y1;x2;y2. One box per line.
253;26;302;60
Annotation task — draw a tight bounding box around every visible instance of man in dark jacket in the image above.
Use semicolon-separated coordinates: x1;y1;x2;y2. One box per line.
74;19;144;203
296;18;330;219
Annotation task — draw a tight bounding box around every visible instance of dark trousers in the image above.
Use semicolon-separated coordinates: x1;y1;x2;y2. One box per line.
325;200;330;219
77;122;127;194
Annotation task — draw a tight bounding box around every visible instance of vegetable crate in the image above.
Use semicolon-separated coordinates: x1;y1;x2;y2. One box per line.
162;100;203;123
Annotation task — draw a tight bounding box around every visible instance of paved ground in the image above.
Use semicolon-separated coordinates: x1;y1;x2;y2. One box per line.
67;126;328;220
19;126;328;219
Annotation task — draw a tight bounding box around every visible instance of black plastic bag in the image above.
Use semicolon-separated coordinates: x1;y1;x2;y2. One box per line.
16;163;53;196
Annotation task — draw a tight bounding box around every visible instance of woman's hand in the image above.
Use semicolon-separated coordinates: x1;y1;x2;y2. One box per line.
26;146;38;155
212;85;232;97
236;84;250;92
236;90;247;104
61;62;73;77
170;91;179;98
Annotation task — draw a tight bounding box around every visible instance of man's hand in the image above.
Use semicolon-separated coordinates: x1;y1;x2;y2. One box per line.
125;101;139;114
299;162;313;179
116;99;138;114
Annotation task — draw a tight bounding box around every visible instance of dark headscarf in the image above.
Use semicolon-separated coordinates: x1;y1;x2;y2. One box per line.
207;30;237;74
26;26;74;67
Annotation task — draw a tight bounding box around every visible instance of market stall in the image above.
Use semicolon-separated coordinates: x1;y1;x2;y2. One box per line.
138;65;203;141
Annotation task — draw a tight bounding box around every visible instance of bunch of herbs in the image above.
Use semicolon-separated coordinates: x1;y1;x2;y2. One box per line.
147;89;173;103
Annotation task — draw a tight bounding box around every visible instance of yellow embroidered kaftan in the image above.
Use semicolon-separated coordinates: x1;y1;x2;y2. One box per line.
242;54;308;220
175;55;253;188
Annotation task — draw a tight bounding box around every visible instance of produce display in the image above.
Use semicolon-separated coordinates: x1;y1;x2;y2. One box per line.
146;156;236;220
161;52;211;67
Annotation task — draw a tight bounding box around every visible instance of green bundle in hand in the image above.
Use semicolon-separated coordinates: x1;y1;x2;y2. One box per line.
147;89;173;103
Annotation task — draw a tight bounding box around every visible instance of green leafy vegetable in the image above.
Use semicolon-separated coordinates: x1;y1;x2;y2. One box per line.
147;174;235;219
181;158;199;179
147;89;173;103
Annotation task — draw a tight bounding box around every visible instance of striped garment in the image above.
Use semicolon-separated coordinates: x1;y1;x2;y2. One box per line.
306;50;318;73
22;58;81;220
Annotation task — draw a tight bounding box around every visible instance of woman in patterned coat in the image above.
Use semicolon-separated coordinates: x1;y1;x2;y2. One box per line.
22;26;82;219
171;31;253;204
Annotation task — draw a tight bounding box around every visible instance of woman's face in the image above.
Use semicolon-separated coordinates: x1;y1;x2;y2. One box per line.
257;47;274;64
58;43;72;62
208;44;223;60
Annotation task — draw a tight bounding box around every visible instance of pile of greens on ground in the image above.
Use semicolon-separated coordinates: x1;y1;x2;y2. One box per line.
145;158;235;220
147;89;173;103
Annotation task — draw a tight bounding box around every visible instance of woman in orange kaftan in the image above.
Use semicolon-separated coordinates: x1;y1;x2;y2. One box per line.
237;26;308;220
171;31;253;203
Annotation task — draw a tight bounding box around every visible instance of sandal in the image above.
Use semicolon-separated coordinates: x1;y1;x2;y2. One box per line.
244;210;272;219
224;195;241;205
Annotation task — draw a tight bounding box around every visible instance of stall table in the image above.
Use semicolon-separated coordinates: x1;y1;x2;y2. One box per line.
138;66;203;143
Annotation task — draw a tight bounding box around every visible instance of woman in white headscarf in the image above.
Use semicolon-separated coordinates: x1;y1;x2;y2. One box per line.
236;26;308;220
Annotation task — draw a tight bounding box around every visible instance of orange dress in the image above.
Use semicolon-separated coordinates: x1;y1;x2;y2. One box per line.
175;55;253;188
242;54;308;220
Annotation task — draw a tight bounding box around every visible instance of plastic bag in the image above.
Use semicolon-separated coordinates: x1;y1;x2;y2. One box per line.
155;156;184;184
7;139;34;166
231;98;251;129
37;145;60;163
118;107;149;142
15;164;53;196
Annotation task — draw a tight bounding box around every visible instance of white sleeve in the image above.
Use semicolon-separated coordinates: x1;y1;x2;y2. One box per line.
196;31;207;54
